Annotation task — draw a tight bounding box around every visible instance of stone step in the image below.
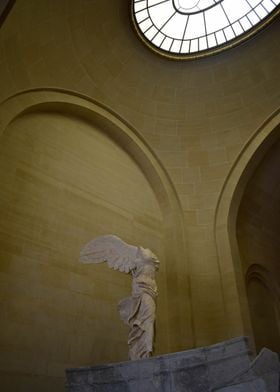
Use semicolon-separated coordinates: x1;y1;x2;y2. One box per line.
65;337;279;392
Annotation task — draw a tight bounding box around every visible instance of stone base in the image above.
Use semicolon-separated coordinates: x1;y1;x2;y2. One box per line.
65;337;280;391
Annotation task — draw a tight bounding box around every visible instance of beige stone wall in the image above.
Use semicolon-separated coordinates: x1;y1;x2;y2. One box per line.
0;0;280;390
0;108;167;390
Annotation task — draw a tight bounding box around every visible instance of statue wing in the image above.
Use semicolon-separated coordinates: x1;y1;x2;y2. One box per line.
79;235;139;273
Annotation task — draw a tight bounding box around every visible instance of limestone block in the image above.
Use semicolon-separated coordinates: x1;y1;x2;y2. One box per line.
65;337;280;392
235;348;280;392
215;378;267;391
65;337;253;392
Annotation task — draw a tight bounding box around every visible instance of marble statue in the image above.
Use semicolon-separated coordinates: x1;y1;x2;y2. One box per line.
80;235;159;360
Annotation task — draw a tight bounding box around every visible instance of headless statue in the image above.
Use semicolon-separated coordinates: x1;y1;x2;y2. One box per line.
80;235;159;360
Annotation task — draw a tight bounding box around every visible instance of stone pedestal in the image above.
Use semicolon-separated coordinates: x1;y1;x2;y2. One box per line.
65;337;279;391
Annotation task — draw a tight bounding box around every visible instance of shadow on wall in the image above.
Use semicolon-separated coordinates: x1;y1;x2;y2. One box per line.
236;135;280;353
0;0;16;28
214;108;280;351
245;264;280;353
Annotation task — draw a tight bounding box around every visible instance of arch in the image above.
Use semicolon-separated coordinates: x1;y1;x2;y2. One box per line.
246;264;280;352
246;264;280;307
0;89;178;216
214;108;280;341
0;88;193;350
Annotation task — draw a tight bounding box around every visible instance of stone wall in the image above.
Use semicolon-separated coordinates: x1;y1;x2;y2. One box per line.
0;107;166;390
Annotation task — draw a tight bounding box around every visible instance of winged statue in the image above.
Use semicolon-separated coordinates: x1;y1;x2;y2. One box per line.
80;235;160;360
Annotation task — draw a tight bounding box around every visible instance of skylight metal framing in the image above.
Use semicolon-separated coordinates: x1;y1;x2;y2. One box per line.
131;0;280;59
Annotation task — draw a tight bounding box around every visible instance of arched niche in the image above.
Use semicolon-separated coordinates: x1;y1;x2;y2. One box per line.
236;133;280;352
214;108;280;344
0;89;192;373
246;265;280;353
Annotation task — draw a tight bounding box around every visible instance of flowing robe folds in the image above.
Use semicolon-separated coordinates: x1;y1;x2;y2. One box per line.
118;263;158;360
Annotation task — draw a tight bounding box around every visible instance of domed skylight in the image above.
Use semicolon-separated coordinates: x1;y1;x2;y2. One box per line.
132;0;280;59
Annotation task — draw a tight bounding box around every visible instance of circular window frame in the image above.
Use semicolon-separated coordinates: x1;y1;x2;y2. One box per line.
131;1;280;60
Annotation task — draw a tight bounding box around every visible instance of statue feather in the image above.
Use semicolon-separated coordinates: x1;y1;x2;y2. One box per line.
80;235;139;274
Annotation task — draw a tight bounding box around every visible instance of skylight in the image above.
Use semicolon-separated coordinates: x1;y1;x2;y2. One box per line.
132;0;280;59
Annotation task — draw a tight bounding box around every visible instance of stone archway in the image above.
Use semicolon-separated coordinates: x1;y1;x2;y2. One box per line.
214;108;280;343
0;88;192;353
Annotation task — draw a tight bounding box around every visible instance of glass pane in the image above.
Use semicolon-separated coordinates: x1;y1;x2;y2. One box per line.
133;0;279;57
181;40;190;52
